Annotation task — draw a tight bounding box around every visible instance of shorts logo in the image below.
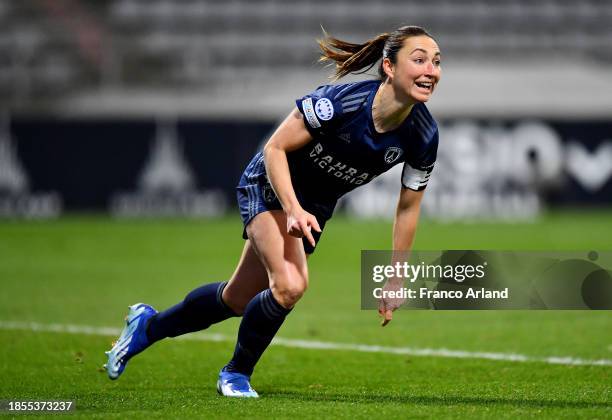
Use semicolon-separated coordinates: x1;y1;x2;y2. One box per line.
384;147;404;164
302;97;321;129
315;98;334;121
262;183;277;203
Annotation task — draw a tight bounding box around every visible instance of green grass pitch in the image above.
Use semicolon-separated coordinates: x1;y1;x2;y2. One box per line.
0;210;611;418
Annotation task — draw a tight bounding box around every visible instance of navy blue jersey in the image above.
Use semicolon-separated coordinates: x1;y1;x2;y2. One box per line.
236;79;438;253
291;79;438;205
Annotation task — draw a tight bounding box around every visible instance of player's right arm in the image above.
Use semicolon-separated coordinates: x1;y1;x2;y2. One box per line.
263;108;321;247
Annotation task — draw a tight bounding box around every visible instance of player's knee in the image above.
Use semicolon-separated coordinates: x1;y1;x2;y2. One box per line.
271;279;308;309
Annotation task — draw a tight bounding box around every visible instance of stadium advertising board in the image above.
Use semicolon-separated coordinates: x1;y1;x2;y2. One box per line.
2;118;611;218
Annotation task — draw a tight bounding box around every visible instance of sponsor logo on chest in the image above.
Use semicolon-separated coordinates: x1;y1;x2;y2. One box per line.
308;143;374;185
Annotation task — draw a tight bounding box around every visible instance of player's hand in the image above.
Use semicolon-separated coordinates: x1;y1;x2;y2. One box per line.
378;279;406;327
286;207;321;248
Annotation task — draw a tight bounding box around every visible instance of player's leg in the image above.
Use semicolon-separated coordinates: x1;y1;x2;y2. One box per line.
145;240;268;342
105;240;269;380
222;240;271;315
218;209;308;397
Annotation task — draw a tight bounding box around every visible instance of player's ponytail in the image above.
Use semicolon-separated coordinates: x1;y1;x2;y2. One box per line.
317;25;434;80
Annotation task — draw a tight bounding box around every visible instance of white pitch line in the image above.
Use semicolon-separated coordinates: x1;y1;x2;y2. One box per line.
1;320;611;367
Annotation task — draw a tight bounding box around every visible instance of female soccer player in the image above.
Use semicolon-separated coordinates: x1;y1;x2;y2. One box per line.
105;25;441;398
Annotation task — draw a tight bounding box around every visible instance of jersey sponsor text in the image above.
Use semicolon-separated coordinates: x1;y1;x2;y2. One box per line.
309;143;373;185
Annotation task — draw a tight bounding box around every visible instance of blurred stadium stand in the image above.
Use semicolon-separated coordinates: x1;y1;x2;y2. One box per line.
1;0;612;118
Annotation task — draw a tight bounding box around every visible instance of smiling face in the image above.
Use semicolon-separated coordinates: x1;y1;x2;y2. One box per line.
383;35;442;103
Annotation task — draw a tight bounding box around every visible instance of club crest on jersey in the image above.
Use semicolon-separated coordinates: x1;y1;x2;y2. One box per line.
262;183;277;203
384;147;404;164
314;98;334;121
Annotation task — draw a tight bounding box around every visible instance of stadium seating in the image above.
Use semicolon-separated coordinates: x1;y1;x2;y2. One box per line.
1;0;611;112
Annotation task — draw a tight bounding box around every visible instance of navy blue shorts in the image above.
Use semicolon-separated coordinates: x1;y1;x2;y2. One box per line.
236;153;334;254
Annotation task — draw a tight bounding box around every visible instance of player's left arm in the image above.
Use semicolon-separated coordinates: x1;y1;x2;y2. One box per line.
393;187;425;252
379;121;438;326
379;187;425;326
392;124;437;251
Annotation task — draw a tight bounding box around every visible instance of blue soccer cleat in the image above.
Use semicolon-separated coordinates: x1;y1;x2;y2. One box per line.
217;368;259;398
104;303;157;380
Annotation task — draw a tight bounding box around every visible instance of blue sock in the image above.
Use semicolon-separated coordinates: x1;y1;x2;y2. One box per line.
146;281;237;343
224;289;291;376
